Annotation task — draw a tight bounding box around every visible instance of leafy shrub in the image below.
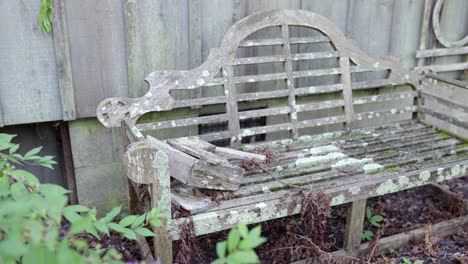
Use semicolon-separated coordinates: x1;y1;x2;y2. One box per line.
212;224;266;264
0;133;164;263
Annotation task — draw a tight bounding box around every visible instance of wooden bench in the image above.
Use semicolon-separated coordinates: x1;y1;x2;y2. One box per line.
96;10;468;263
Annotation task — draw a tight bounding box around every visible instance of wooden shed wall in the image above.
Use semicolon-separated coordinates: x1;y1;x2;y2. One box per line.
0;0;466;210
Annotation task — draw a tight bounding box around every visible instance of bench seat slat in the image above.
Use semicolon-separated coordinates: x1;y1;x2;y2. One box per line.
170;157;468;239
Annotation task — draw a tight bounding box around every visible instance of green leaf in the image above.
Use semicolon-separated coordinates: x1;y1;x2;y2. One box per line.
131;214;146;229
94;221;110;236
227;250;259;264
227;228;240;253
41;184;70;197
119;215;138;227
0;134;15;150
238;224;248;238
0;239;26;259
10;170;40;187
107;222;127;233
150;218;163;227
103;206;121;223
23;245;58;264
216;241;227;258
361;230;373;241
371;215;384;223
366;207;372;219
402;258;412;264
108;222;137;239
134;227;154;237
8;144;19;155
248;225;262;238
414;260;424;264
70;216;92;235
10;182;28;200
65;204;90;213
84;224;100;240
24;146;43;159
45;226;59;250
63;210;81;223
238;236;266;250
122;229;137;240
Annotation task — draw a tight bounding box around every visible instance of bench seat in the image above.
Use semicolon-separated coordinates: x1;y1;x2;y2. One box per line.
170;120;468;239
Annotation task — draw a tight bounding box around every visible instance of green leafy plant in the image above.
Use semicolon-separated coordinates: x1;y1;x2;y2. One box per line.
366;207;384;227
37;0;53;34
402;257;424;264
212;224;267;264
361;207;385;241
0;133;164;263
361;230;374;241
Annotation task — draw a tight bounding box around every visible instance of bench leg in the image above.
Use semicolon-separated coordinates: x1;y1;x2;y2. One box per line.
344;199;367;256
151;150;173;264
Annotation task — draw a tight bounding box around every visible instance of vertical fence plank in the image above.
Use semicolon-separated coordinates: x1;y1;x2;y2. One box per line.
65;0;129;117
123;0;141;98
0;0;62;125
389;0;425;69
189;0;202;69
52;0;76;120
417;0;433;67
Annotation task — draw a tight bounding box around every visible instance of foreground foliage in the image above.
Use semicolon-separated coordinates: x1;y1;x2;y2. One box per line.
0;133;164;263
213;224;266;264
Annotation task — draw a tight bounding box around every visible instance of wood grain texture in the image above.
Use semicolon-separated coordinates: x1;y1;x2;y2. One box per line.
344;199;367;255
52;0;76;121
65;0;129;118
0;0;62;125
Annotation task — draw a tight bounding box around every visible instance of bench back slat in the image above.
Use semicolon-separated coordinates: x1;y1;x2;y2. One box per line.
97;10;420;145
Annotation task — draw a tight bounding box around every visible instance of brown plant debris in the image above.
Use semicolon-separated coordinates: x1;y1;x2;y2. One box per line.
363;228;381;263
262;190;361;263
242;147;275;172
424;225;437;258
300;190;332;247
175;218;205;264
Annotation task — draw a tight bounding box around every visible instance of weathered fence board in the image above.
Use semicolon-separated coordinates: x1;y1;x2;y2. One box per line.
0;0;62;125
65;0;129;118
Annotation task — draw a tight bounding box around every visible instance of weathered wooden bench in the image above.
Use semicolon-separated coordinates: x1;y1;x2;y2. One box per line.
96;9;468;263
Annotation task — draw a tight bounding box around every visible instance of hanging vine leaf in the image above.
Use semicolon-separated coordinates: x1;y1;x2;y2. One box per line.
37;0;53;34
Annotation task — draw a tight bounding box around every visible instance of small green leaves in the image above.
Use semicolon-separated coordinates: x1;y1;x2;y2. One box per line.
366;207;384;227
361;230;373;241
213;224;266;264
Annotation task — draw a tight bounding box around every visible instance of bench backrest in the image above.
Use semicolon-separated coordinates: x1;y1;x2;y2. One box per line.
97;9;420;146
